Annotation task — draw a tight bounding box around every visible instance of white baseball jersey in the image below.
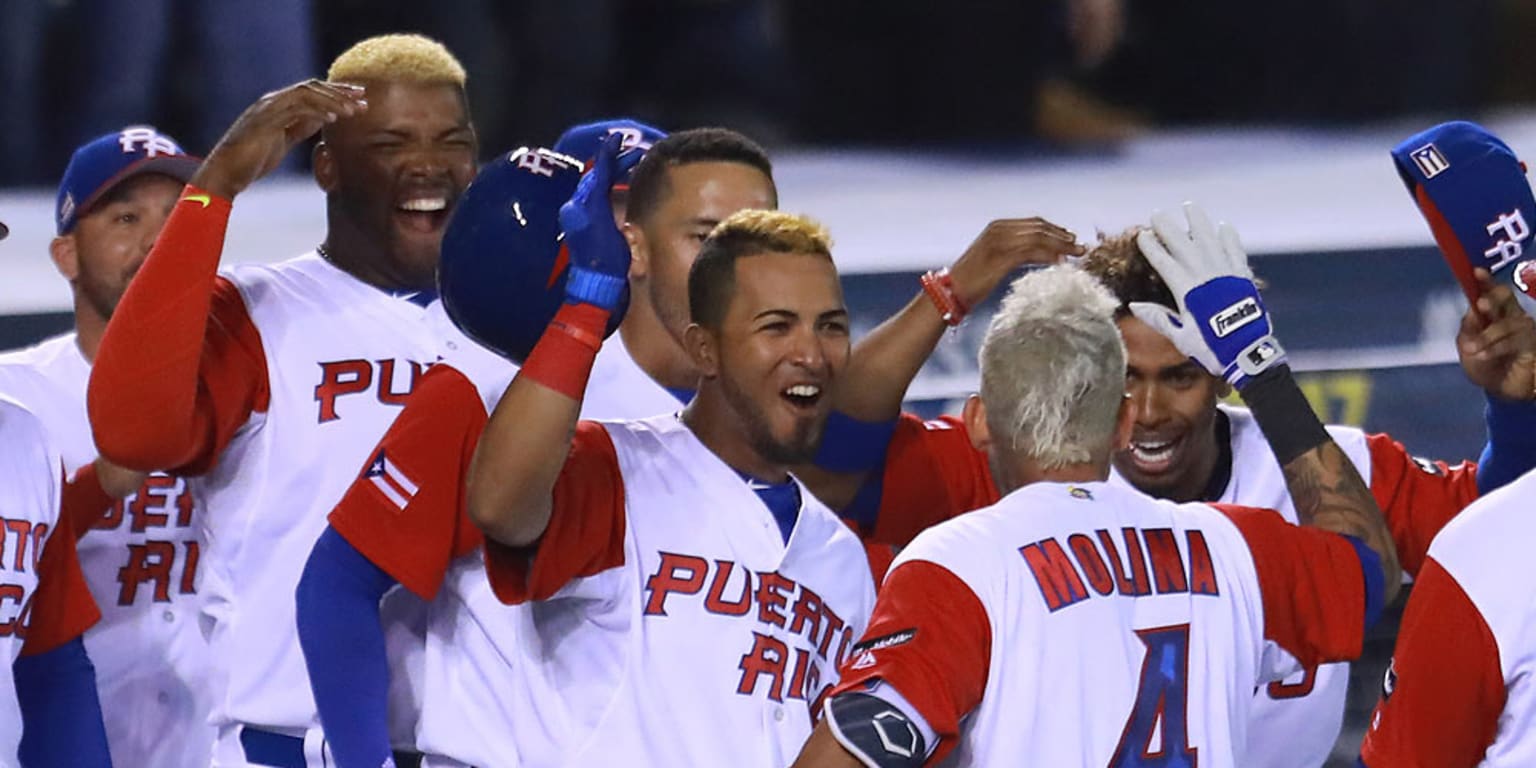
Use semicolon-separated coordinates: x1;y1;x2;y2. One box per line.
0;395;101;764
863;403;1478;767
1361;467;1536;767
836;480;1377;767
87;250;462;766
328;328;692;766
474;414;877;767
0;333;212;768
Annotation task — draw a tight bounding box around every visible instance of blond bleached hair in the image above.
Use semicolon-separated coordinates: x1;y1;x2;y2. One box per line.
978;264;1127;469
327;33;466;86
710;209;833;257
689;210;836;327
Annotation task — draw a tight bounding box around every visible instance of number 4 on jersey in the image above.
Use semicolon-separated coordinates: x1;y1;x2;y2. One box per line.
1109;625;1197;768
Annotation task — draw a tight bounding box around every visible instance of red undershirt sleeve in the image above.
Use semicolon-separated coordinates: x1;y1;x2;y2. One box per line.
89;188;269;475
483;421;627;604
1360;556;1504;768
1365;433;1479;577
832;560;992;766
59;464;113;540
329;365;489;600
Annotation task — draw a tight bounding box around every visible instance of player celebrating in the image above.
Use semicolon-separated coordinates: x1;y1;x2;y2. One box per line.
791;212;1399;767
820;218;1536;765
87;35;477;767
465;175;879;764
0;126;212;768
0;397;110;766
1358;470;1536;767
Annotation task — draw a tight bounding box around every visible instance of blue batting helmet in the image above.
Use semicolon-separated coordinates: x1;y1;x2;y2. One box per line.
553;118;667;188
439;147;629;364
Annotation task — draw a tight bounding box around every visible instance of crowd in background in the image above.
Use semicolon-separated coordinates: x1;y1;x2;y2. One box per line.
0;0;1527;187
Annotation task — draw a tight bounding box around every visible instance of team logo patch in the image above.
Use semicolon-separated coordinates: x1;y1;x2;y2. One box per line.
852;629;916;655
1209;297;1261;338
1068;486;1093;500
1410;143;1450;179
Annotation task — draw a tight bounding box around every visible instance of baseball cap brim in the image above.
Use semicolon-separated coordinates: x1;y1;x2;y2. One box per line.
72;154;201;224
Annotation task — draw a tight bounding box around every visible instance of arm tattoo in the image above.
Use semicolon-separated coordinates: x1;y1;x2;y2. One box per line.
1282;441;1401;597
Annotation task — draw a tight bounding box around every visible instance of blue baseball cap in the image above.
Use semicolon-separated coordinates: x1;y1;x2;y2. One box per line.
1390;121;1536;299
57;126;201;234
553;118;667;188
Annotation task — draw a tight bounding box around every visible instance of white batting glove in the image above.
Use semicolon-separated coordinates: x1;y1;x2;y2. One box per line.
1131;203;1286;389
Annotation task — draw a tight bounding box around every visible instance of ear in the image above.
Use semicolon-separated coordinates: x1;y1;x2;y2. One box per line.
50;236;80;282
683;322;721;378
962;394;992;454
312;142;338;193
1112;393;1136;452
623;222;649;282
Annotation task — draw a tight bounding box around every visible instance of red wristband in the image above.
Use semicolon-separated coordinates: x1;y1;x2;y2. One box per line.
920;268;969;326
520;303;612;400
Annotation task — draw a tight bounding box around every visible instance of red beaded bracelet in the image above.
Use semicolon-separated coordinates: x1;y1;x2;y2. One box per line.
920;268;969;326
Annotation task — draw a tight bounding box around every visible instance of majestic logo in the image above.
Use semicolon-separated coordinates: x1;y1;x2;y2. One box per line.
852;629;916;655
1381;660;1398;701
1483;209;1531;272
1410;143;1450;179
1209;298;1262;338
1068;486;1094;500
118;126;180;157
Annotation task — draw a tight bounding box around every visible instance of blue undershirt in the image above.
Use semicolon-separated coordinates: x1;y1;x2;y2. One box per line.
14;636;110;766
295;526;396;768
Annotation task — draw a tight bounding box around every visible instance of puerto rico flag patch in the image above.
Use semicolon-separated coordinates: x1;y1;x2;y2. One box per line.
365;448;419;511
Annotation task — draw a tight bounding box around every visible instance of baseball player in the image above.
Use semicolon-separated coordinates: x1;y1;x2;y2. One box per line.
814;216;1536;765
87;35;478;767
1357;465;1536;767
0;392;111;766
295;125;772;767
0;126;212;768
464;177;880;765
790;211;1399;767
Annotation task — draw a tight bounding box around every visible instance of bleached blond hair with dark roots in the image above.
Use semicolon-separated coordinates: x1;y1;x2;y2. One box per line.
978;265;1127;469
328;33;466;85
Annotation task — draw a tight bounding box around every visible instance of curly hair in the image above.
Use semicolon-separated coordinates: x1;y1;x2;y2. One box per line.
1078;226;1176;316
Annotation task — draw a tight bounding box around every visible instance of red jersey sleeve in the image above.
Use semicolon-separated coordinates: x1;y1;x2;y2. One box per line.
1217;504;1368;669
1360;556;1504;767
832;560;991;766
19;513;100;656
89;191;269;475
863;414;997;548
1365;433;1479;577
329;365;488;600
483;420;626;604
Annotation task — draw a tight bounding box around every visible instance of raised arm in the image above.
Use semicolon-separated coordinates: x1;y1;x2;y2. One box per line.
799;219;1081;509
466;134;632;547
89;81;366;471
1133;203;1401;602
836;218;1083;421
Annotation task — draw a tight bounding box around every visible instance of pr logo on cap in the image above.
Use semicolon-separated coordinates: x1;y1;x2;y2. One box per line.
1409;143;1450;179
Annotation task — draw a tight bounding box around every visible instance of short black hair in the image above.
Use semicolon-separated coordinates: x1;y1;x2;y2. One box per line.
626;128;775;223
688;210;833;329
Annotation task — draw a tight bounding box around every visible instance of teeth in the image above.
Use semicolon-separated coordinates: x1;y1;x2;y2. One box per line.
399;198;447;212
1130;439;1175;463
785;384;820;398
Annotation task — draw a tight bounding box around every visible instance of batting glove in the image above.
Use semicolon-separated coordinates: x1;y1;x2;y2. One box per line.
559;132;643;310
1131;203;1286;390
